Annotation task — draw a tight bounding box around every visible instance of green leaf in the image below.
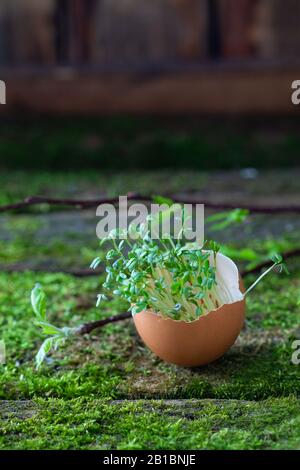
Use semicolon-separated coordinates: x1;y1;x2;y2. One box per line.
37;322;62;336
195;306;202;316
207;209;249;231
96;293;107;307
270;253;283;264
171;281;181;295
281;263;289;275
152;195;174;207
35;334;67;369
118;240;125;251
106;250;118;260
36;337;55;369
90;257;101;269
31;284;47;321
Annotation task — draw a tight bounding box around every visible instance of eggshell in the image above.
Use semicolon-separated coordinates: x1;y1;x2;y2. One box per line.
133;281;245;367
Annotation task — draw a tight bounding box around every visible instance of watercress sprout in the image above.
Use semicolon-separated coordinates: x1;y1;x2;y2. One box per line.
92;226;223;321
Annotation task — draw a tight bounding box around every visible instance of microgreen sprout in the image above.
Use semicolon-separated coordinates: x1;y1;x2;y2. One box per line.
244;253;288;296
92;225;221;321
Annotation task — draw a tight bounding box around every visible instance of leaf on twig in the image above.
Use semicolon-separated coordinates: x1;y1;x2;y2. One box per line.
31;284;47;321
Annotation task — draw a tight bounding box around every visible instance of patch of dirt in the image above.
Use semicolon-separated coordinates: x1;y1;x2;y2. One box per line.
0;400;37;420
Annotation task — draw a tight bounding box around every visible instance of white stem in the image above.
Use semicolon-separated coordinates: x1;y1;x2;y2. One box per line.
244;262;278;297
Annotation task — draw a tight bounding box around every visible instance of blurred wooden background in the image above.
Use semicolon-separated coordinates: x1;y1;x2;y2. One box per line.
1;0;300;114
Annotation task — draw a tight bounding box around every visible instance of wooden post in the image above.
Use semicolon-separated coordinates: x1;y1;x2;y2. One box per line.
253;0;300;58
8;0;55;64
220;0;257;58
171;0;208;60
68;0;98;63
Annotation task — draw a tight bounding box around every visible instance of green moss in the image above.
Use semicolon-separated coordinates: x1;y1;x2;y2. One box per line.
0;397;299;450
0;269;299;401
0;167;300;208
0;170;208;207
245;269;300;329
0;237;100;268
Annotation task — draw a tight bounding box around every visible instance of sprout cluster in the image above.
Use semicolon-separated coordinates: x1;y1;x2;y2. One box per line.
92;227;223;322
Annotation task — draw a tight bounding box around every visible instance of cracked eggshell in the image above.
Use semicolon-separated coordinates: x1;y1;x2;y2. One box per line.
133;253;245;367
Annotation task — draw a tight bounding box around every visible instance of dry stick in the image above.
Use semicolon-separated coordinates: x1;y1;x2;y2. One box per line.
75;311;131;335
171;196;300;213
2;247;300;278
1;193;300;214
0;193;143;213
0;265;104;277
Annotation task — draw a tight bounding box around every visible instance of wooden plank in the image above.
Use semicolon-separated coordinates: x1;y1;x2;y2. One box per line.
220;0;255;58
0;64;299;115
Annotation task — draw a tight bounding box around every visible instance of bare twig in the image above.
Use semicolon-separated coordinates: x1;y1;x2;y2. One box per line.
2;246;300;278
75;311;131;335
0;193;143;213
171;196;300;214
0;264;103;277
1;193;300;214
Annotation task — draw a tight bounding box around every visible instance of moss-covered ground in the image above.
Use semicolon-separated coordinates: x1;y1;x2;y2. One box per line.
0;169;299;449
1;398;300;450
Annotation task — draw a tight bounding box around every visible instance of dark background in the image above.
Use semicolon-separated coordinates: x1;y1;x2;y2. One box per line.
0;0;299;170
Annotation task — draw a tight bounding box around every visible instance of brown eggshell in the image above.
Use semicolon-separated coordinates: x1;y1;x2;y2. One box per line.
133;286;245;367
